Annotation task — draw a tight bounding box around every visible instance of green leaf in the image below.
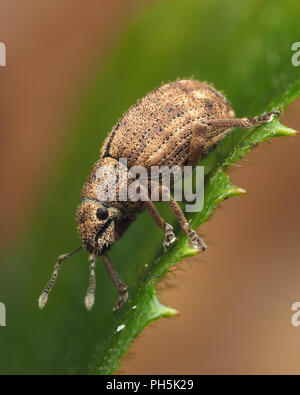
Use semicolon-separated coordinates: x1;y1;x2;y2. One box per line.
0;0;299;375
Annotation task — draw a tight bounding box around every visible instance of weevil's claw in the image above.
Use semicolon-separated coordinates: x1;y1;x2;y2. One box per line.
163;223;176;250
113;284;128;312
256;110;280;124
188;230;207;252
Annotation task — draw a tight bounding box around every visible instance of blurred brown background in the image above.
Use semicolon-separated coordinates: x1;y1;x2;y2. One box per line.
1;0;300;374
0;0;143;246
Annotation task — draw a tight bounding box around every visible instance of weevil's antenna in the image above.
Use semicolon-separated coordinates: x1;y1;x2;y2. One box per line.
85;252;96;310
38;246;82;309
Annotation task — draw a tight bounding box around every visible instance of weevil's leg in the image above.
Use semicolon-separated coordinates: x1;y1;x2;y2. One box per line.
168;195;207;251
189;128;206;165
102;253;128;311
157;184;207;251
205;110;280;130
137;183;176;249
144;199;176;250
38;246;82;309
85;253;96;310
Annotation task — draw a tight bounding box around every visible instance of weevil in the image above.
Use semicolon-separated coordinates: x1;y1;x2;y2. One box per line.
39;79;279;311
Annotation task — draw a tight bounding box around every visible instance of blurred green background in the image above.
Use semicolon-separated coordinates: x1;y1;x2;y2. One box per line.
0;0;300;374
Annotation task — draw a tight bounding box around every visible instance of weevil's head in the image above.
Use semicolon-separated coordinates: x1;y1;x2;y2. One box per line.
76;200;122;255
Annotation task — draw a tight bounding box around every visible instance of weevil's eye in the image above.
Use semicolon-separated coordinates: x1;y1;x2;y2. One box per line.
96;207;108;221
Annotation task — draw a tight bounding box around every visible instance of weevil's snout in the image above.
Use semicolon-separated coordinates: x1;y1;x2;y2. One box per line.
77;202;120;255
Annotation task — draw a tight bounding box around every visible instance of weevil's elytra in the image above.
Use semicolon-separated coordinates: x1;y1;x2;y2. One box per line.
39;79;280;311
101;80;236;168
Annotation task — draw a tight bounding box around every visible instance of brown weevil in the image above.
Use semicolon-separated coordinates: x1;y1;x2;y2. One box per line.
39;79;279;311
